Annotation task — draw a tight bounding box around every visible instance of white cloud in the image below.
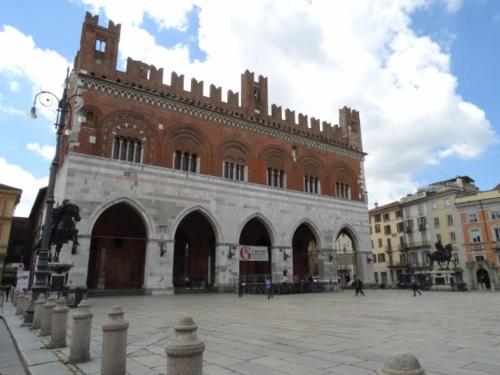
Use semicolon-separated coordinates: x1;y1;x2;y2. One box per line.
26;142;55;161
0;158;48;217
9;81;20;92
78;0;495;206
0;25;71;120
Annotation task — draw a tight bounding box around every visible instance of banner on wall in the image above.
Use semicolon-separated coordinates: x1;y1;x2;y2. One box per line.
238;246;269;261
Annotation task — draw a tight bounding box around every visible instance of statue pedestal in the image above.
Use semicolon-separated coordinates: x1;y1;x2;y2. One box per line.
48;263;74;293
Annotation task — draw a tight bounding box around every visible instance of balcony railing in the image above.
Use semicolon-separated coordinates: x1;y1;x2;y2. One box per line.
405;226;413;233
385;246;393;253
418;224;427;232
405;240;430;249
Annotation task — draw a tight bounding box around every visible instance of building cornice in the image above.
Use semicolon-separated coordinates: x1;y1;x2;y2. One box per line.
78;75;367;162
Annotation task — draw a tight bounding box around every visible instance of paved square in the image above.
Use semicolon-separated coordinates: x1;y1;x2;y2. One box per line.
71;290;500;374
4;290;500;374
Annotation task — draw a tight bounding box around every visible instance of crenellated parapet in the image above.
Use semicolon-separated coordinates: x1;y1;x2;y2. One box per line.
74;12;364;153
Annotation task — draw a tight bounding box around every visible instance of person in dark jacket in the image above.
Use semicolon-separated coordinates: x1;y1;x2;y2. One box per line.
354;277;365;296
411;278;422;296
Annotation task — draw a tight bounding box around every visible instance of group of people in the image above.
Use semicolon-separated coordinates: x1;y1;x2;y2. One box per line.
237;274;423;298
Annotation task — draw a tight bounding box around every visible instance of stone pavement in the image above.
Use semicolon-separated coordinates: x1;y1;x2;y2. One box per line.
0;318;27;375
2;289;500;374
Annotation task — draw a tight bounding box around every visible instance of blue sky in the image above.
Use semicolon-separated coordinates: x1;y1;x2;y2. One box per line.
0;0;498;216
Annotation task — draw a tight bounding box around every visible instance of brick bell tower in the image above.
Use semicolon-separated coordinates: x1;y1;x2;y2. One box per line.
74;12;121;78
241;70;268;117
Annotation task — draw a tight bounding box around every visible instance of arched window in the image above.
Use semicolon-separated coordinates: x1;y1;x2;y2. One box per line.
267;167;284;188
173;150;198;172
304;176;320;194
336;182;351;199
111;137;143;163
223;160;246;181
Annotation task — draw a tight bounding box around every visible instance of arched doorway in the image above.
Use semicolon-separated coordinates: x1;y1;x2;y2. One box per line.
292;224;318;282
87;203;147;289
239;218;272;282
476;268;491;289
335;228;357;285
173;211;216;289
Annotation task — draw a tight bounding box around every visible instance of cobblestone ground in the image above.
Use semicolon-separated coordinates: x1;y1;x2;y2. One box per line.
3;289;500;374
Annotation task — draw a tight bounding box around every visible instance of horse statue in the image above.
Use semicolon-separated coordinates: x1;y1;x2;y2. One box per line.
48;199;81;262
427;240;454;270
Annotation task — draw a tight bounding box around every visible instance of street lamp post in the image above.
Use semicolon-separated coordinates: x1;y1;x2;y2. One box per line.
23;75;71;324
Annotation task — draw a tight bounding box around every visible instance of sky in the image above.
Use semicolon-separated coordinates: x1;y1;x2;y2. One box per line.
0;0;498;217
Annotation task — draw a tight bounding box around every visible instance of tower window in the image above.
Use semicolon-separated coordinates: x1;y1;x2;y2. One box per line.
95;39;106;53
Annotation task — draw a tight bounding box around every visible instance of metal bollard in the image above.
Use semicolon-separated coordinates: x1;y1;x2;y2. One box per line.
68;299;93;364
101;305;129;375
15;293;25;316
165;317;205;375
40;295;57;336
378;353;426;375
49;297;69;348
32;294;46;330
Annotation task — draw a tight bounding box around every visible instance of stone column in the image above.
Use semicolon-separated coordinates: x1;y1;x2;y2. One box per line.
165;317;205;375
101;305;129;375
49;297;69;348
378;353;425;375
15;293;25;316
32;294;46;330
68;299;93;364
40;295;57;336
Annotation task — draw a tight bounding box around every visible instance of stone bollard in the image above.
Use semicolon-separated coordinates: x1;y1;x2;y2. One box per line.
13;290;19;306
49;297;69;348
32;294;46;330
40;295;57;336
68;299;93;364
101;305;129;375
15;293;25;315
378;353;426;375
23;294;32;316
165;317;205;375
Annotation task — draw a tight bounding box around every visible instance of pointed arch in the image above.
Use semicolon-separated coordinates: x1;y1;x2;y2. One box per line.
238;213;276;247
289;219;323;249
334;223;361;252
170;205;222;243
88;196;154;239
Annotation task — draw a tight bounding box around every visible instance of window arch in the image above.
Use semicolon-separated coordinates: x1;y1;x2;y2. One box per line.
332;167;356;200
259;147;289;189
217;139;250;182
101;111;156;164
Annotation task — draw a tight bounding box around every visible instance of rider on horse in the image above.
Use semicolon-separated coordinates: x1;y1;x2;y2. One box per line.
48;199;81;262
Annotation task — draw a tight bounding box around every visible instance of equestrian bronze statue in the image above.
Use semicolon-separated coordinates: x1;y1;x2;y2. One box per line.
48;199;81;262
427;240;454;270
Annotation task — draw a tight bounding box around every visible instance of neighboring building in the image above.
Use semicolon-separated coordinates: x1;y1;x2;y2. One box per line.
0;183;22;283
399;177;477;287
3;217;31;285
456;186;500;290
49;12;373;293
368;201;404;287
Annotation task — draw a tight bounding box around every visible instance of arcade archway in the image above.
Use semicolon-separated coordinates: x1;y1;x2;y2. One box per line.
292;224;318;282
239;218;272;281
173;211;216;288
476;268;491;289
335;228;357;285
87;203;147;289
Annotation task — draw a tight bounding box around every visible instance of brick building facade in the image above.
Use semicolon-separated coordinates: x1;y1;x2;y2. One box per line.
53;12;373;293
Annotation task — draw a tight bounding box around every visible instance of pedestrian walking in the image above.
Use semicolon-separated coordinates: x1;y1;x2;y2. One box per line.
353;277;364;296
411;278;422;296
5;285;10;301
265;277;273;299
238;280;244;297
